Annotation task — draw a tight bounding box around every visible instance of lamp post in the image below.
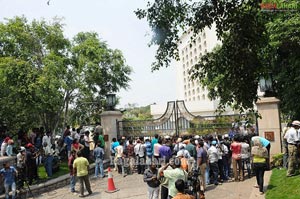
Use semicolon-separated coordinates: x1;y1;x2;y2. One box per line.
259;73;274;97
106;93;116;111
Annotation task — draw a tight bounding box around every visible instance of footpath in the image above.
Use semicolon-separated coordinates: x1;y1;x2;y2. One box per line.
32;169;272;199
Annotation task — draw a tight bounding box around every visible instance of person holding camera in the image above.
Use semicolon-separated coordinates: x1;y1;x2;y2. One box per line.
16;147;26;189
160;157;188;199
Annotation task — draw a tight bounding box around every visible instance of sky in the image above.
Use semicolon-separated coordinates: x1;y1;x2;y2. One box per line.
0;0;177;108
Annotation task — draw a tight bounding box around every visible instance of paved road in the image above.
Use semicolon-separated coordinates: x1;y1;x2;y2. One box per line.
34;170;271;199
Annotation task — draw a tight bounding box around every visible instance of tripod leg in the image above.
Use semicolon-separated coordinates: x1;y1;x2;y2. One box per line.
24;180;34;198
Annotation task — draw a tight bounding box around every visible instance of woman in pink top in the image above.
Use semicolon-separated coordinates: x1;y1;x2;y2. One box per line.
230;135;243;181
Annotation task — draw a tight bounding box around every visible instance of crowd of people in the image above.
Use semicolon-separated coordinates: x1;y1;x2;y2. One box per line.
0;121;276;199
110;125;271;199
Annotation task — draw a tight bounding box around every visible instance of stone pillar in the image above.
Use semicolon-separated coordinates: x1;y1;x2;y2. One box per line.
100;110;122;159
256;97;282;157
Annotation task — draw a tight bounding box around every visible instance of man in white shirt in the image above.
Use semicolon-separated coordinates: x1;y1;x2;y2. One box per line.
134;139;145;174
115;141;125;176
284;120;300;177
207;140;220;185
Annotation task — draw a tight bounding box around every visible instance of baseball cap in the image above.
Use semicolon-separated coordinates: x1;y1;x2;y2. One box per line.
26;143;34;148
211;140;217;145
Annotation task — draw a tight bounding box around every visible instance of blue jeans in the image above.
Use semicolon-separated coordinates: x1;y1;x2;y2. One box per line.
5;182;16;199
44;155;53;177
205;164;210;184
95;158;104;177
70;175;76;192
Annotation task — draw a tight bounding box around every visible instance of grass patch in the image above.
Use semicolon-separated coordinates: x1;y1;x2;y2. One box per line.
266;168;300;199
38;161;69;181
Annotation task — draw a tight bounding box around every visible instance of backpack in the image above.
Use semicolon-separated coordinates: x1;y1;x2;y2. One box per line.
98;135;105;148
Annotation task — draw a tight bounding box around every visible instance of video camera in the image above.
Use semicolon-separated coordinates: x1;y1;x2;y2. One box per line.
185;167;201;195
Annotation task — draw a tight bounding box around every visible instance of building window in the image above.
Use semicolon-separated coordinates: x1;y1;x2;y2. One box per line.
182;57;185;62
193;97;195;101
183;71;185;76
188;83;190;88
188;91;191;96
186;62;189;67
197;95;200;100
184;78;186;83
190;52;192;57
195;56;198;61
189;98;191;101
203;32;206;39
186;55;188;60
184;85;186;89
199;53;202;57
198;37;201;43
184;92;187;97
190;59;193;65
194;48;197;54
182;50;184;55
204;41;207;48
199;45;202;51
204;49;207;54
202;94;206;100
197;87;200;93
183;64;185;69
192;89;195;95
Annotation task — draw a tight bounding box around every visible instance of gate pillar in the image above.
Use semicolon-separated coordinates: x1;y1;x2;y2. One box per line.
100;110;123;159
256;97;282;157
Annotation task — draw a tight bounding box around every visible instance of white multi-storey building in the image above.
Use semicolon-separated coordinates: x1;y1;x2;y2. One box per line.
152;25;236;118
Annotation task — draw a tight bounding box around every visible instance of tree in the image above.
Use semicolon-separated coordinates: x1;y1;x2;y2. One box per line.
136;0;300;118
0;17;132;132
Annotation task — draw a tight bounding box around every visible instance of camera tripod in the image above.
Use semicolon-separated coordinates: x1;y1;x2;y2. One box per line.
16;175;34;199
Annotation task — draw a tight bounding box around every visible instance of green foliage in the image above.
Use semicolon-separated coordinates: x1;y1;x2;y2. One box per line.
38;161;69;181
122;104;153;121
136;0;300;117
0;17;132;132
271;153;283;168
266;169;300;199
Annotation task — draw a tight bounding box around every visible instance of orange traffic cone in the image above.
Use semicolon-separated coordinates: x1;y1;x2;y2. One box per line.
105;167;119;193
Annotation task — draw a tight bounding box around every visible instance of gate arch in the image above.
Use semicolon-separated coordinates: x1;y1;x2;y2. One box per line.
117;100;256;137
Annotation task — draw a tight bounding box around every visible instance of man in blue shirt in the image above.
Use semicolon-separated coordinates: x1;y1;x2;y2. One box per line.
93;142;105;178
0;162;17;199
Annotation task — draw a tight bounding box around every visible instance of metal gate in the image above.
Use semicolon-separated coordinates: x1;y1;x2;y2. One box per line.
117;100;256;137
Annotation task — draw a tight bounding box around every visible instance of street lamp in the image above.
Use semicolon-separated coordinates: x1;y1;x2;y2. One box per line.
259;73;274;97
106;93;116;111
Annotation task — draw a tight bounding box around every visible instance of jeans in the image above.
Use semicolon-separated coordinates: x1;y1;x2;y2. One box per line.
242;158;252;177
253;163;266;192
4;182;16;199
95;158;104;177
147;186;159;199
44;155;53;177
205;164;210;184
70;175;76;192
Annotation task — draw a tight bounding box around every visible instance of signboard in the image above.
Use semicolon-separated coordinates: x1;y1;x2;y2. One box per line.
265;131;275;141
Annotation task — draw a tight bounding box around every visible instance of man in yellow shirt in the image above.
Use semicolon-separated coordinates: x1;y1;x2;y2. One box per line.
73;151;92;197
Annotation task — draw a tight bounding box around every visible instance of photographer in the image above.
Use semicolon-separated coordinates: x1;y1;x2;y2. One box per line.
16;147;26;189
160;157;188;199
